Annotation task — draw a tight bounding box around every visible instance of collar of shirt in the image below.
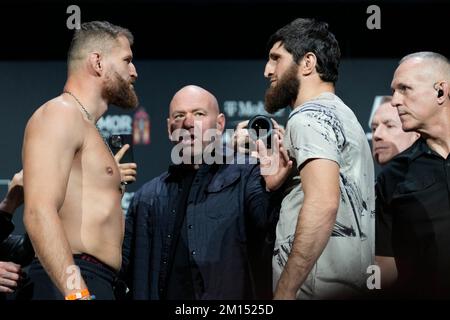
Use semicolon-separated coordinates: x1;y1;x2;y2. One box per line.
408;138;443;164
164;163;221;182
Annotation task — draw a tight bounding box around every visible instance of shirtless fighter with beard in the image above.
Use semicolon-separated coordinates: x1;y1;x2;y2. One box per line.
21;21;139;300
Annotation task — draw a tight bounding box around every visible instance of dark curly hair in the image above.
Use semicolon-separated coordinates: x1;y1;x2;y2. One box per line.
267;18;340;83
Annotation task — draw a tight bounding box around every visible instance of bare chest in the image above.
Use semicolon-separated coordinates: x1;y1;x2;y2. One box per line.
75;126;122;193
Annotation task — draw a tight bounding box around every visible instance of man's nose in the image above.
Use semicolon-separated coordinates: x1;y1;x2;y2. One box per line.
373;126;383;141
264;60;274;79
183;113;194;129
130;63;138;80
391;91;402;108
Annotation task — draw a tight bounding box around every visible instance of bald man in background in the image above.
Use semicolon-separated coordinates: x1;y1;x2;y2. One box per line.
371;96;420;166
376;52;450;298
370;96;419;290
122;85;278;300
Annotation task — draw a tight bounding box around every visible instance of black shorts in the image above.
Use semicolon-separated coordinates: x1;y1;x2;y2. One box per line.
17;253;123;300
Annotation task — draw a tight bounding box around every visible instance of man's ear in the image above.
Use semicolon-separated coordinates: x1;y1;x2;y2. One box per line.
300;52;317;76
437;81;449;104
216;113;226;134
88;52;103;75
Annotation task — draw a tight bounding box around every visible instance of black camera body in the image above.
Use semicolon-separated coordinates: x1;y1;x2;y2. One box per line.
108;134;134;163
247;115;273;148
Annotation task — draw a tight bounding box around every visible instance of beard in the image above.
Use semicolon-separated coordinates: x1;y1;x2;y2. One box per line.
264;63;300;114
103;71;139;110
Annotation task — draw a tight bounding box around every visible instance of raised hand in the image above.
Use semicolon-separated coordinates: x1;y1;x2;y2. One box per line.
114;144;137;184
0;170;24;214
257;133;293;192
232;120;257;156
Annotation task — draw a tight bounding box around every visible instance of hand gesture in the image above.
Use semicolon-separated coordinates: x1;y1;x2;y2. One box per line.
0;261;21;293
232;120;258;157
114;144;137;184
1;170;24;214
257;132;293;192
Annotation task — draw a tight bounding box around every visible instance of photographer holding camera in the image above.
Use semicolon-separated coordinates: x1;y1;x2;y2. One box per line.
233;115;286;158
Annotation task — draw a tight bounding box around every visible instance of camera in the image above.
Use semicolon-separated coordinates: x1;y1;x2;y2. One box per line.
247;115;273;148
108;134;134;164
110;135;123;148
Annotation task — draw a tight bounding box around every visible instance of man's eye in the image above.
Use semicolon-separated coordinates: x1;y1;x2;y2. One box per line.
399;85;409;92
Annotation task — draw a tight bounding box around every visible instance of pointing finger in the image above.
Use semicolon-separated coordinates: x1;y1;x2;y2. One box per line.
114;144;130;162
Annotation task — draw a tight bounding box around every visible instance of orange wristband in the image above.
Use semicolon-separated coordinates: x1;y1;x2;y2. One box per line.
65;289;91;300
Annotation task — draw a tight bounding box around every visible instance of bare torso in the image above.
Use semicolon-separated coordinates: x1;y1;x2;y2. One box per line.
60;119;124;271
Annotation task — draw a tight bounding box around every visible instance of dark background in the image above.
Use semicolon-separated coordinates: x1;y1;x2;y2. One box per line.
0;0;448;233
1;0;449;60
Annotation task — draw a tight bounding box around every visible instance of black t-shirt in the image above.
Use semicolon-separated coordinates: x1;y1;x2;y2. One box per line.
376;138;450;297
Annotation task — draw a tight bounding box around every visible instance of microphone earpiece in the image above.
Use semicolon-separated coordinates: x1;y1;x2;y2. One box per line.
438;89;444;98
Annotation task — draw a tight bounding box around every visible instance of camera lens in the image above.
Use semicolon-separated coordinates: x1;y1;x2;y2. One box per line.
111;135;123;148
253;118;271;133
247;115;273;148
248;115;273;140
